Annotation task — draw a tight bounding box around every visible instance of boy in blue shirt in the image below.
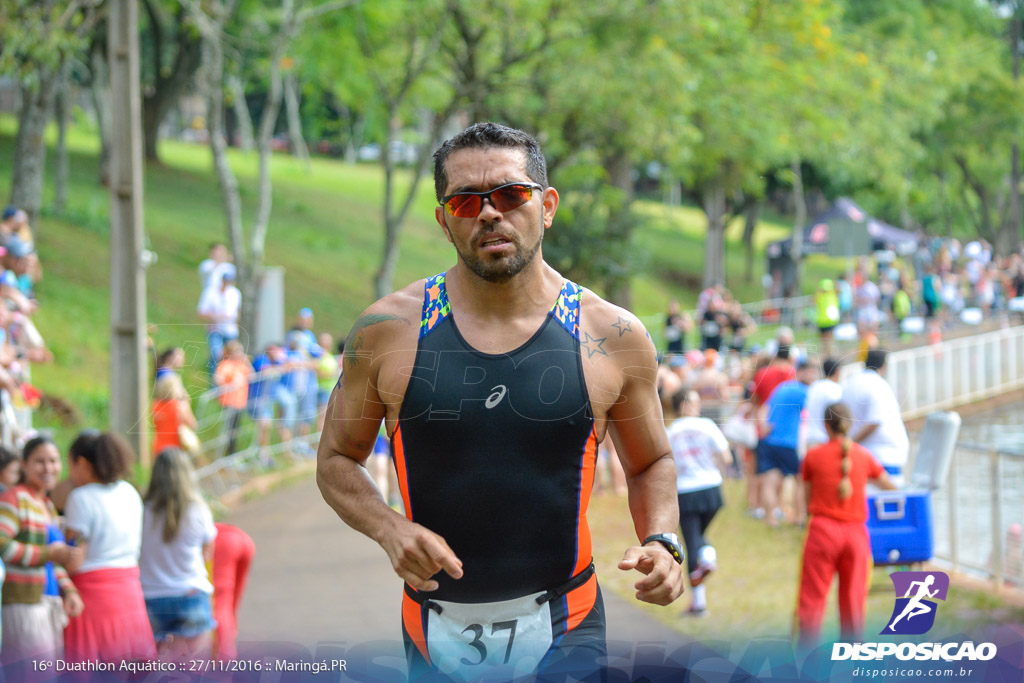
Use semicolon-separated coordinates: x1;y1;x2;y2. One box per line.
758;360;817;526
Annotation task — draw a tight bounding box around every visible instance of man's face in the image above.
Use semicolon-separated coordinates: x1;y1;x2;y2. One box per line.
434;147;558;283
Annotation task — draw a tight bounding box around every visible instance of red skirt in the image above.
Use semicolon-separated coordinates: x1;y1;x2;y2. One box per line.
64;567;157;662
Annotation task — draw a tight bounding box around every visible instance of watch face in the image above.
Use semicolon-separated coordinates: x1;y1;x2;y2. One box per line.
664;532;680;546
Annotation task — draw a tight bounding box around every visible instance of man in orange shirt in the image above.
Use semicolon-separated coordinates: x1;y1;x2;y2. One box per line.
214;341;252;456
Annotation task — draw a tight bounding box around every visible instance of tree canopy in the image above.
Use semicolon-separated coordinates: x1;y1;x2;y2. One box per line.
3;0;1024;299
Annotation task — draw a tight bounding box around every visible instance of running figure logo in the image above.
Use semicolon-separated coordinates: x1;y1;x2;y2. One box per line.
883;571;950;635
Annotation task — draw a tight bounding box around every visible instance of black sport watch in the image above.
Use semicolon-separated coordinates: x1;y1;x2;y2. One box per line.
643;533;685;565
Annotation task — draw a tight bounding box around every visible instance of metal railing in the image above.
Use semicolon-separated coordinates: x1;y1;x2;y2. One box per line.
190;365;326;496
928;440;1024;588
885;325;1024;420
194;433;319;504
639;294;814;343
823;327;1024;587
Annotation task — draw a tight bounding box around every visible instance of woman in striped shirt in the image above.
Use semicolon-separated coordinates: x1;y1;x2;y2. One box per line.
0;436;84;664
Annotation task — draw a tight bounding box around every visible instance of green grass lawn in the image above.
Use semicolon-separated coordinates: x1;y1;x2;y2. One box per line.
0;114;836;447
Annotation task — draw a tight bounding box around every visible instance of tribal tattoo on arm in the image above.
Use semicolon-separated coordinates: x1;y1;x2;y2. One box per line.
343;313;410;370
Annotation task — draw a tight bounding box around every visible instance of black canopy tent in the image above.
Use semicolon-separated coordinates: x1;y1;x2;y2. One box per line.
766;197;919;260
764;198;919;297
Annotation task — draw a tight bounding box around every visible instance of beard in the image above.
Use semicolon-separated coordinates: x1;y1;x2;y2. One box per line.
452;219;543;283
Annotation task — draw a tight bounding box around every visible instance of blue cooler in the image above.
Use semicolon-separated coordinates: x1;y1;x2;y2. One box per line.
867;490;933;565
866;411;960;566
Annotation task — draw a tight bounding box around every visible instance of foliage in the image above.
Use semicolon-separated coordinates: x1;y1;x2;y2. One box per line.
0;0;95;79
8;0;1024;315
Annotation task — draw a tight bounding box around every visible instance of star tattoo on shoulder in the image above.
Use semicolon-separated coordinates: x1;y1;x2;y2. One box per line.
581;331;608;358
611;316;633;337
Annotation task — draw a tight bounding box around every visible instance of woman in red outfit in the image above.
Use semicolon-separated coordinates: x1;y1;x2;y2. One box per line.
796;402;895;649
211;523;255;659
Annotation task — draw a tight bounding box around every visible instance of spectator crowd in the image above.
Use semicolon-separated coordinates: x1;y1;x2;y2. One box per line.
658;299;914;646
0;224;259;670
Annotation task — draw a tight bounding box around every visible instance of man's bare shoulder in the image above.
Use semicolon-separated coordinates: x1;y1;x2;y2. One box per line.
344;280;424;354
578;287;657;362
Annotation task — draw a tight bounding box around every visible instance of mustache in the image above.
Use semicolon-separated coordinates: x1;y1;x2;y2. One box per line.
474;224;516;245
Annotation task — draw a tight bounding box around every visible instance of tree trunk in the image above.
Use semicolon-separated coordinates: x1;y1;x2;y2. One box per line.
1001;14;1023;256
374;117;402;299
200;11;249;345
702;177;727;289
141;1;204;163
602;149;635;308
374;109;453;299
743;199;761;284
228;73;255;151
245;84;284;342
1001;144;1022;255
283;72;310;168
955;156;996;240
937;172;953;237
90;44;113;186
142;99;162;162
344;111;366;164
54;71;71;212
10;70;61;229
789;158;807;295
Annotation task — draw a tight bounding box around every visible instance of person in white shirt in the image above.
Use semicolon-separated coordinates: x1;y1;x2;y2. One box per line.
197;243;232;291
804;358;844;450
62;431;156;662
139;448;217;658
842;349;909;483
665;387;732;617
197;271;241;380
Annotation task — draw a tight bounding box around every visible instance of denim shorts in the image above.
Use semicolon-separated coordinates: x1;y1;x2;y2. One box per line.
145;591;217;641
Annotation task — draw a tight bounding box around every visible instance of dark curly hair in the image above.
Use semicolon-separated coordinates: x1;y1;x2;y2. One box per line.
69;431;133;484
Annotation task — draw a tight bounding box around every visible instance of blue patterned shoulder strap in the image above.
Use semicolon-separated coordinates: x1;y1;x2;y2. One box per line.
549;280;582;340
420;272;451;338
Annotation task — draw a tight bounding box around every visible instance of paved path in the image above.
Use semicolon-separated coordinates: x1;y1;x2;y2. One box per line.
231;476;691;673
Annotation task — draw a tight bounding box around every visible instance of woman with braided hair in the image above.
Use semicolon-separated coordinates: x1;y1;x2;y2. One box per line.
795;402;896;649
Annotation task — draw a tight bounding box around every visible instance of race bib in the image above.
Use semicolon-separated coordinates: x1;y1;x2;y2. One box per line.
425;592;554;682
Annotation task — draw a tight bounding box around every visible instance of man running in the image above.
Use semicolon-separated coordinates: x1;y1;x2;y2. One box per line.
888;575;939;632
317;123;684;681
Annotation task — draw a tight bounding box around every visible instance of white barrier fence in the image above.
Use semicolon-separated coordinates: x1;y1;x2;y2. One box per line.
929;441;1024;588
886;324;1024;420
191;366;323;497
